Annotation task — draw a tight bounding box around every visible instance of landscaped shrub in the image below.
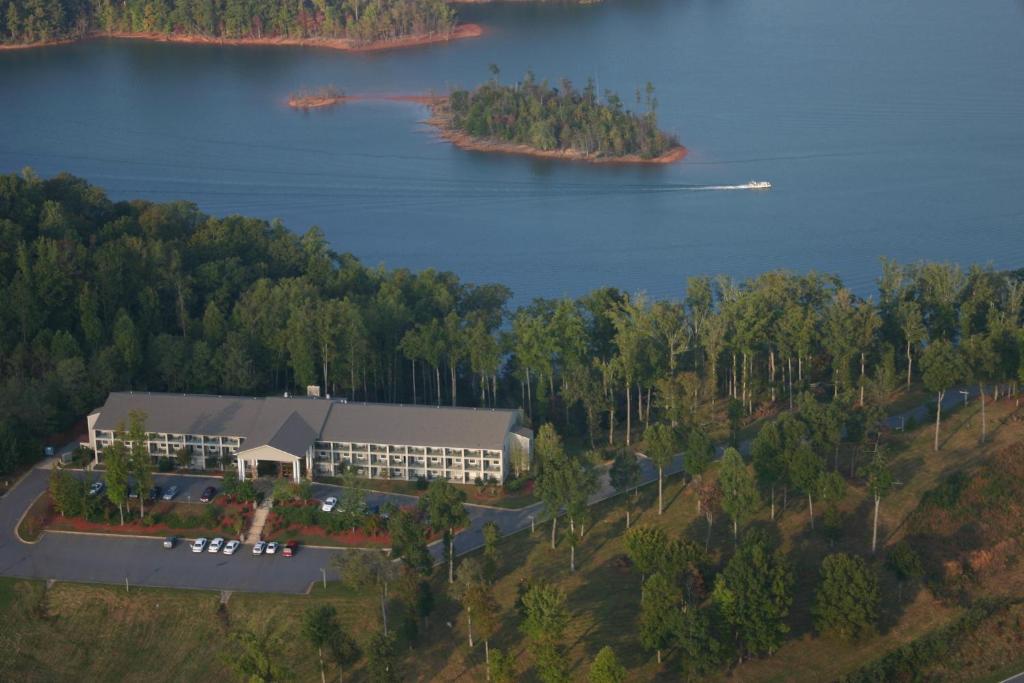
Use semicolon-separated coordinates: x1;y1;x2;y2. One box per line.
415;476;428;491
157;458;174;472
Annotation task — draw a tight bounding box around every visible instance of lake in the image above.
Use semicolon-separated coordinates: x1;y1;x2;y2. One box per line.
2;0;1023;302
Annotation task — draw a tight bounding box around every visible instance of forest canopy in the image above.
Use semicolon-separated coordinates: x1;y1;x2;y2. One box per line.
444;71;681;159
2;169;1023;480
0;0;457;46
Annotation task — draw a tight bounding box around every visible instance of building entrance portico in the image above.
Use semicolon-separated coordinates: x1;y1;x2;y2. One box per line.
236;445;303;483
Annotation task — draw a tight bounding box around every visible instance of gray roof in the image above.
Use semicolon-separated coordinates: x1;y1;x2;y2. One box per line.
93;392;519;456
320;403;518;451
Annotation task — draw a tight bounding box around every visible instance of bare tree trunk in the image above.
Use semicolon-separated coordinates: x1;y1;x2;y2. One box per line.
485;640;490;680
448;531;455;583
906;341;913;388
411;359;417;404
788;356;794;410
467;606;474;647
319;646;326;683
860;351;866;407
934;390;944;451
705;512;713;551
625;380;632;446
436;366;442;406
770;484;775;521
872;495;880;554
381;583;389;636
551;516;557;549
808;493;815;529
570;543;575;572
658;465;663;515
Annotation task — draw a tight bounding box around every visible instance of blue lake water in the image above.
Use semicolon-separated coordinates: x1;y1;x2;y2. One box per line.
2;0;1023;301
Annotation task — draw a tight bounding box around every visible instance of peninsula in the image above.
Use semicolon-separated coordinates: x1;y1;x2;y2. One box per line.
0;0;478;52
290;75;685;164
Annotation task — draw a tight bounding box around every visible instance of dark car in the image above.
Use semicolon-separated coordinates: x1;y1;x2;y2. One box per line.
199;486;217;503
128;485;139;499
148;485;162;501
282;540;299;558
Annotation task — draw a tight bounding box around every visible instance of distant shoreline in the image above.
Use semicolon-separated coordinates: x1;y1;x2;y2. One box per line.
0;24;483;53
288;92;687;164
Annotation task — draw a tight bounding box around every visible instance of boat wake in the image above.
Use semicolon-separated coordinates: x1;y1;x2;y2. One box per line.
690;180;772;191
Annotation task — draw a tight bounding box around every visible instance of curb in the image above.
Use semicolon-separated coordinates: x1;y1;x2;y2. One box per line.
13;489;47;544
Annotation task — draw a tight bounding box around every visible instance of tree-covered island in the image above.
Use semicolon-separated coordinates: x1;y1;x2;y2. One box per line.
0;0;471;50
432;70;685;163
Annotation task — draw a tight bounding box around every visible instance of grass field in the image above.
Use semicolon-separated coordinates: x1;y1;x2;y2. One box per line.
3;396;1023;682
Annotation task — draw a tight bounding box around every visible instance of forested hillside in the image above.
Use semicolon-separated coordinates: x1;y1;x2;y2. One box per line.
445;72;681;159
0;0;456;46
2;169;1023;479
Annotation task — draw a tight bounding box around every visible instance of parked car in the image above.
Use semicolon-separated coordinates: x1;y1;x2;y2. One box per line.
191;537;207;553
321;496;338;513
88;481;105;497
209;537;225;553
162;485;179;501
128;486;139;499
148;486;162;501
282;540;299;558
199;486;217;503
253;541;266;555
223;540;240;555
163;536;176;549
265;541;279;555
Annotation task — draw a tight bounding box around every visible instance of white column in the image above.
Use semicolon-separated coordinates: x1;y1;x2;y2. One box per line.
237;456;245;481
293;460;300;484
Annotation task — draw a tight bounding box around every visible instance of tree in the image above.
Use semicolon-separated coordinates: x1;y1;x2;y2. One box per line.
751;421;785;520
127;410;152;517
387;510;432;576
104;438;131;525
640;573;683;664
920;339;968;451
609;449;640;528
643;422;679;515
588;646;627;683
366;631;399;683
488;649;516;683
227;626;288;683
520;583;569;683
676;606;723;680
718;448;759;542
897;300;927;388
48;466;80;518
481;521;501;582
624;525;668;583
420;479;468;583
327;626;360;683
685;428;713;488
812;553;880;640
332;551;397;636
817;471;847;544
303;605;338;683
697;480;723;551
453;558;500;669
886;542;923;602
861;450;893;553
534;423;570;549
712;535;793;659
787;442;823;528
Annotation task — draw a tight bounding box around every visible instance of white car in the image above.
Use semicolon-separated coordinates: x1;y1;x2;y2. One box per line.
321;496;338;513
265;541;279;555
223;540;240;555
191;537;208;553
208;537;225;553
253;541;266;555
88;481;105;497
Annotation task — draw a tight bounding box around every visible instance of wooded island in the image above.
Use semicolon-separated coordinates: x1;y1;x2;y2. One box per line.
434;72;685;163
0;0;464;50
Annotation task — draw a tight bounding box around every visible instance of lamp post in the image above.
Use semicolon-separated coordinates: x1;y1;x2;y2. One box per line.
321;568;327;590
959;390;969;406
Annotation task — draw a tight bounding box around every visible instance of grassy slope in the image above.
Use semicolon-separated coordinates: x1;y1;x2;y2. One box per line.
2;397;1022;682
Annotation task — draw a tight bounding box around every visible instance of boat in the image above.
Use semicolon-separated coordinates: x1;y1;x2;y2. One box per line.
747;181;772;190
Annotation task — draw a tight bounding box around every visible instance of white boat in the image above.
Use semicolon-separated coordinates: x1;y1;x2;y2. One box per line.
747;181;772;190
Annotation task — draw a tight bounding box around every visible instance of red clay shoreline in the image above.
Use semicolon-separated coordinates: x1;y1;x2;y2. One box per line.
0;23;483;53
